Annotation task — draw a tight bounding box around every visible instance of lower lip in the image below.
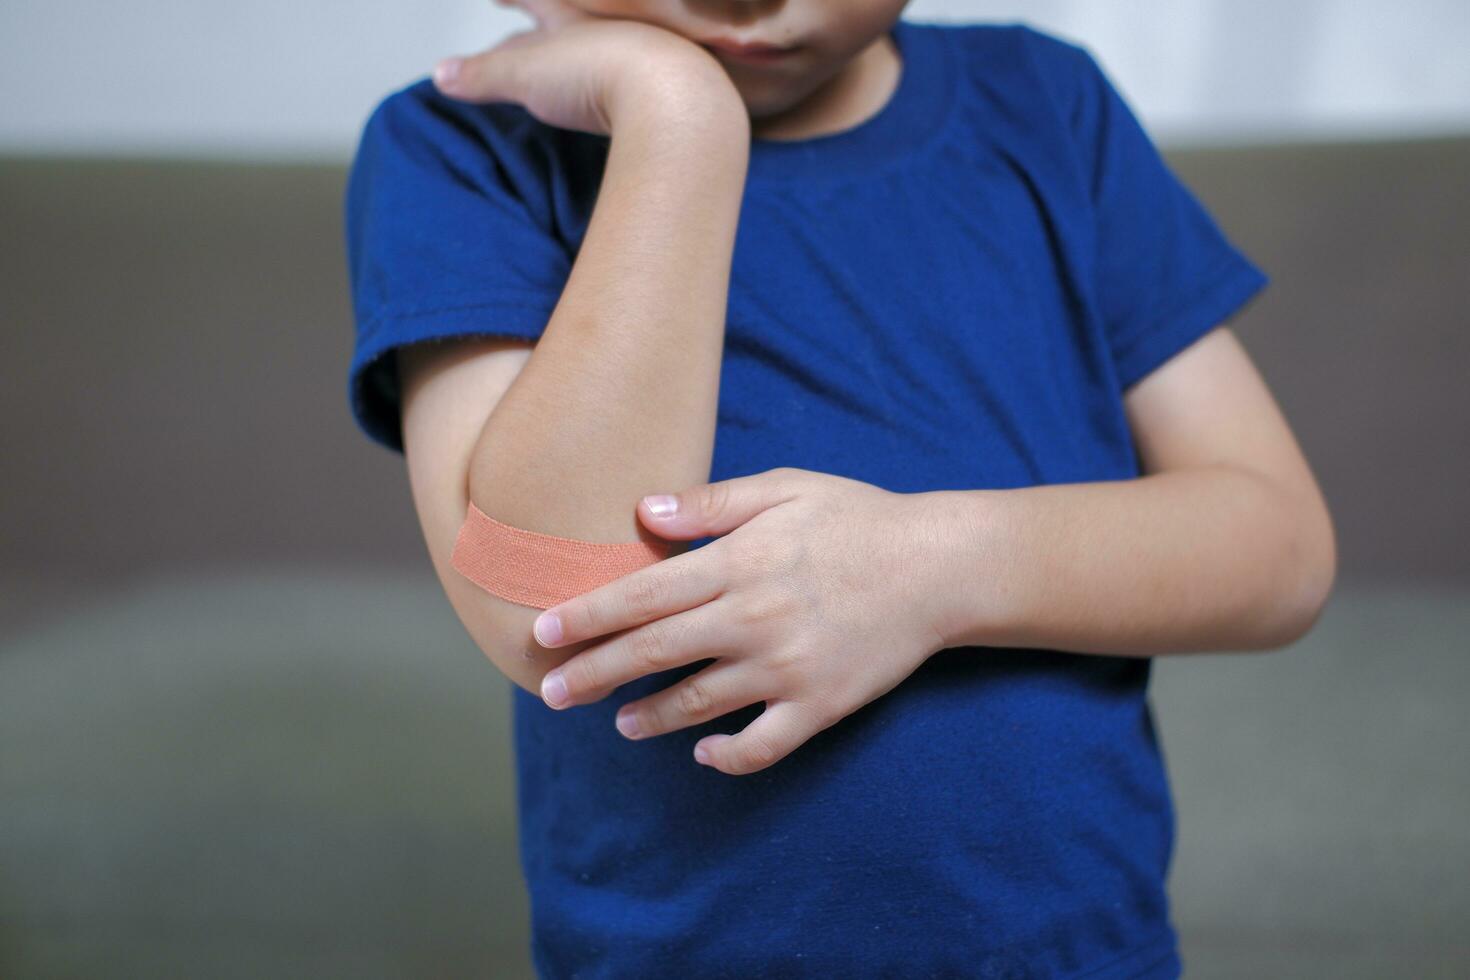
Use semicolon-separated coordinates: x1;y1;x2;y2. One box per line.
705;44;801;66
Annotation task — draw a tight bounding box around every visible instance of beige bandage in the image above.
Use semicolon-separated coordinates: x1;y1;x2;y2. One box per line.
450;500;672;609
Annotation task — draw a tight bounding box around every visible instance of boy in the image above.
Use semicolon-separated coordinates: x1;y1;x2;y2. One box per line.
343;0;1337;975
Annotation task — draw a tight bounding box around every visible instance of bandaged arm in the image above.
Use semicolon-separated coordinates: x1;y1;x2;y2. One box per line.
399;86;752;696
450;500;672;610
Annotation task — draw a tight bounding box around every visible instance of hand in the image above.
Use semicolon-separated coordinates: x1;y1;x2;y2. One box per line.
432;0;739;137
529;467;955;776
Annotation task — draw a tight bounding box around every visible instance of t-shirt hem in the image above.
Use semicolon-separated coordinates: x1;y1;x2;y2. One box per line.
348;294;562;454
357;292;562;342
522;930;1183;980
1066;930;1181;980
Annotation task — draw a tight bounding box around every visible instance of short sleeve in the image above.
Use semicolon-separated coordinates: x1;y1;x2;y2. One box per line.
1053;38;1269;391
343;80;574;454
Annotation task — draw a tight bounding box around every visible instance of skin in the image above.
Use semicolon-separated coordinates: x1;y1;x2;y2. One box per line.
428;0;1338;776
550;0;912;141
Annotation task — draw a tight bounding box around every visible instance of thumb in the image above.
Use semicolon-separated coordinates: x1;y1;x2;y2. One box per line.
637;469;805;540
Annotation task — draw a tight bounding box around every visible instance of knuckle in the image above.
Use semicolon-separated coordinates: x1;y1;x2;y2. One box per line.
623;572;664;621
738;731;782;772
698;481;733;523
737;590;793;629
765;644;806;682
628;624;668;673
774;466;811;491
775;535;810;573
706;540;736;580
694;539;736;590
569;600;602;642
564;656;602;698
729;592;762;628
794;694;835;729
676;677;715;719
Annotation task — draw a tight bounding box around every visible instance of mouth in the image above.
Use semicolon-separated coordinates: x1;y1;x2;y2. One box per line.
700;37;803;65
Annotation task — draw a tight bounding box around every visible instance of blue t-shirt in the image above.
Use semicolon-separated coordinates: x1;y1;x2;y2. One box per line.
344;18;1266;978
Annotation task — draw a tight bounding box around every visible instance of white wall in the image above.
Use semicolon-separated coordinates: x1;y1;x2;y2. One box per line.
2;0;1467;160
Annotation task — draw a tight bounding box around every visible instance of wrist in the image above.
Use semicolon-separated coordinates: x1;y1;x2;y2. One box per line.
605;54;750;150
915;488;1024;651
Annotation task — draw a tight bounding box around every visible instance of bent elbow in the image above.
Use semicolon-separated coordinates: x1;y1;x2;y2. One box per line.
1275;496;1339;650
473;599;601;702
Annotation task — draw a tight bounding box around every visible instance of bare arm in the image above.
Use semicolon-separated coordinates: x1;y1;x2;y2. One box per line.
400;52;751;695
925;326;1338;656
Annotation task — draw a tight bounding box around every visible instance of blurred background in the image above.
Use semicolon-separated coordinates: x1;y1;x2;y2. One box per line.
2;0;1467;976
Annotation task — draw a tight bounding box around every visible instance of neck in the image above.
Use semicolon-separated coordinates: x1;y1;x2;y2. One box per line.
749;32;901;142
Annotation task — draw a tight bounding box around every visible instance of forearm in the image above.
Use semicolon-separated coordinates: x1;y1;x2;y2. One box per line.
468;91;747;540
924;465;1336;656
459;85;748;688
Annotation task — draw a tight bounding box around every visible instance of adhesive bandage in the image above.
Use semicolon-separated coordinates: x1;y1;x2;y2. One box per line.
450;500;672;609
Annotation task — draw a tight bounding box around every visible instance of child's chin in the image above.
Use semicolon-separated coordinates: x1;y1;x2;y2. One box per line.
741;82;820;128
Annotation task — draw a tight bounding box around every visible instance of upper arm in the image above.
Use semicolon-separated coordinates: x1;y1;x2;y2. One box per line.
397;335;532;545
1122;324;1337;599
1122;325;1304;489
397;336;554;692
344;83;571;454
343;84;588;691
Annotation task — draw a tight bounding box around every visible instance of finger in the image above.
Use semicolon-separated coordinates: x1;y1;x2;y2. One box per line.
638;467;808;540
614;661;764;740
433;29;539;101
532;541;724;649
541;599;731;708
693;698;828;776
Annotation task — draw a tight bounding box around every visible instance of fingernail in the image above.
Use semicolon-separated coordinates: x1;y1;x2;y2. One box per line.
693;742;711;765
534;612;562;646
615;709;640;739
541;670;568;708
643;495;678;518
433;58;462;89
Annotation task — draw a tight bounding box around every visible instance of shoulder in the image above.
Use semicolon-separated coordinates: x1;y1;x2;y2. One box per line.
347;76;600;230
354;77;553;175
936;20;1098;73
929;21;1109;121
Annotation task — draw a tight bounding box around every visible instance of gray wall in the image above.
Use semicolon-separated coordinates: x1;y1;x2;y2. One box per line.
5;139;1467;593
